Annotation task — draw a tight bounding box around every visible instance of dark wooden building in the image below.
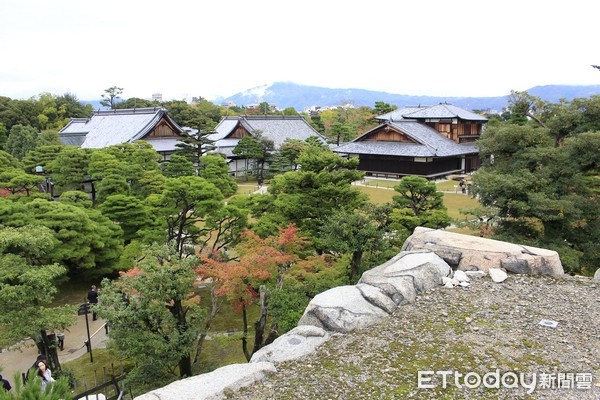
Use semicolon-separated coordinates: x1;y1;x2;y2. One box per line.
334;104;487;178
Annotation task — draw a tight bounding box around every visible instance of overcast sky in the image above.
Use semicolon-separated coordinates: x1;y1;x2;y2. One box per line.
1;0;598;102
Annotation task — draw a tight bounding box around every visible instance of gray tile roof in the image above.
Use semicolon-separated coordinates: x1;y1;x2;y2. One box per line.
375;106;426;121
59;108;184;149
209;116;326;154
376;104;488;122
335;121;478;157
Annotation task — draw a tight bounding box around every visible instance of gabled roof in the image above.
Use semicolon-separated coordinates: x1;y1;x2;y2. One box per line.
334;121;478;158
209;116;327;153
376;104;488;122
59;107;184;149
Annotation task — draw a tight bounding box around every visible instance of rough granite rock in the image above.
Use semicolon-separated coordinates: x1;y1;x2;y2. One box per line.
133;362;276;400
250;325;330;364
298;285;390;333
402;227;564;276
299;251;452;333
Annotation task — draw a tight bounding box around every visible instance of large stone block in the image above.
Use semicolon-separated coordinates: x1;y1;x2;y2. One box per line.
402;227;564;276
298;285;390;333
250;325;330;363
133;362;276;400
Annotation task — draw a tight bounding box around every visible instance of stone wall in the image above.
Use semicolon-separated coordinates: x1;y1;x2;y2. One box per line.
134;229;564;400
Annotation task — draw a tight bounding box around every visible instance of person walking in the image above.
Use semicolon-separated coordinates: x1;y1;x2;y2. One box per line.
87;285;99;321
37;360;54;391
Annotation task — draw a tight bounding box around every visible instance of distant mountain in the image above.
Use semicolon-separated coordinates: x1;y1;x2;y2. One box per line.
219;82;600;112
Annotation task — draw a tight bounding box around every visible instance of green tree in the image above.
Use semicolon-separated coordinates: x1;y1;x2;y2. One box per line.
59;190;93;208
174;128;216;174
160;154;195;178
47;147;91;194
390;176;451;232
0;170;44;196
99;194;151;244
318;208;385;282
0;371;73;399
198;154;237;197
21;145;64;175
232;135;263;180
473;122;600;274
0;122;7;150
282;107;299;116
5;124;39;160
261;146;366;240
0;225;76;372
143;176;223;256
100;86;124;109
269;139;308;174
374;101;397;115
114;97;157;109
0;199;123;276
97;246;205;388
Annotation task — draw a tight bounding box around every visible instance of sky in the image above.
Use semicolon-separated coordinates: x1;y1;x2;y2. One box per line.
1;0;599;102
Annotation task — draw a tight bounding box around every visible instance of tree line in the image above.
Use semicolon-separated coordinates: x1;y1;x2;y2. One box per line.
0;87;598;394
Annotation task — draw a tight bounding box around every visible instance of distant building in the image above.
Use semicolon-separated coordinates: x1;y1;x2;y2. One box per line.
152;93;163;102
220;101;237;109
334;104;487;178
208;115;327;175
58;107;185;161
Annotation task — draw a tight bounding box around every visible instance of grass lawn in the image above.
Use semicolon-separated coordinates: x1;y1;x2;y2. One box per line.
355;186;480;235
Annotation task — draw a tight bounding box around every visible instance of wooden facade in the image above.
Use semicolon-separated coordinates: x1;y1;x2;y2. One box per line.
358;155;463;178
363;128;416;142
144;117;182;138
336;106;487;178
424;120;483;143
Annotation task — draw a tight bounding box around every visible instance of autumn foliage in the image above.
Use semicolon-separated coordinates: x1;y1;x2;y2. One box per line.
195;224;307;312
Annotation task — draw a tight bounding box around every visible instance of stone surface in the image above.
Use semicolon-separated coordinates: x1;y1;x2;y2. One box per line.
595;268;600;281
134;362;276;400
489;268;508;283
298;285;390;333
402;227;564;276
229;275;600;400
453;270;470;282
250;326;330;364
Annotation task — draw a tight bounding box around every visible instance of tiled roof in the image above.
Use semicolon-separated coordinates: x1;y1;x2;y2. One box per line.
59;108;184;149
335;121;478;157
376;104;487;122
209;116;327;154
375;106;426;121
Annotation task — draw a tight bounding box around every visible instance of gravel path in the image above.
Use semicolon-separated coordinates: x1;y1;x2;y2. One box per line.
227;274;599;399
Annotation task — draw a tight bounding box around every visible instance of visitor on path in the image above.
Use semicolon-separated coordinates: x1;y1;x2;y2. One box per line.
0;374;11;391
37;360;54;391
87;285;99;321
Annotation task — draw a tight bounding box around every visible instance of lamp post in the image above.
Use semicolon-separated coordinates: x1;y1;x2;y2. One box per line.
35;166;54;198
77;302;93;363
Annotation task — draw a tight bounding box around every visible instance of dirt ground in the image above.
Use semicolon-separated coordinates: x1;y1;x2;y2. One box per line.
0;314;109;387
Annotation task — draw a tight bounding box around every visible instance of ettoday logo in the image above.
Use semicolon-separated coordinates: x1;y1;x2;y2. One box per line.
417;370;594;394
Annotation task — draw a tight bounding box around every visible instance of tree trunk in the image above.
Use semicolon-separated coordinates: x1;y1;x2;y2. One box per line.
252;285;269;356
39;329;61;372
169;300;192;377
349;251;363;282
193;284;220;365
241;304;251;362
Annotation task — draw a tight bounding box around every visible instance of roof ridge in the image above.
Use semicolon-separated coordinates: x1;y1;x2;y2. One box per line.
93;107;165;116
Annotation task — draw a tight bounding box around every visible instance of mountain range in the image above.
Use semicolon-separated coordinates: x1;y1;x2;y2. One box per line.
83;82;600;113
217;82;600;112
